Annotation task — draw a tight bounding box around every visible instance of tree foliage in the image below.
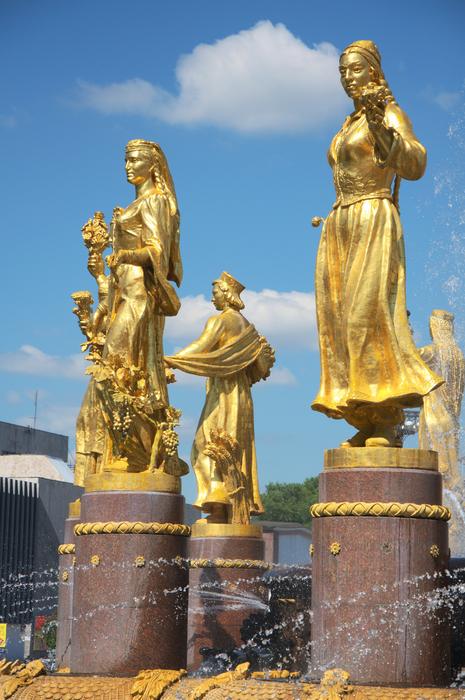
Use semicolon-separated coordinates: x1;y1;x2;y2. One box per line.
256;477;319;527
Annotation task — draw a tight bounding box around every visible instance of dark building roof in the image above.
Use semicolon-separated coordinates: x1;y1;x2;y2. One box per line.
0;421;68;462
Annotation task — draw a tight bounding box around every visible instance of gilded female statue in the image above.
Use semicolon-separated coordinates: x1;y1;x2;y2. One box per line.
311;40;442;447
74;140;185;484
165;272;275;522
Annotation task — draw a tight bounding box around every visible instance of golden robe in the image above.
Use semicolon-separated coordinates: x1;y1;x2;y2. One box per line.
75;192;182;483
312;103;442;421
166;316;273;514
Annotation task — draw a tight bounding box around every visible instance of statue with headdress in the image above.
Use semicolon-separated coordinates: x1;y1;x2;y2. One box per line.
311;40;442;446
419;310;465;489
72;139;186;486
165;272;275;524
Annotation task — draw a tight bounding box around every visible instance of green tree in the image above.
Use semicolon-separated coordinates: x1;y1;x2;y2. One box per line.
256;477;319;527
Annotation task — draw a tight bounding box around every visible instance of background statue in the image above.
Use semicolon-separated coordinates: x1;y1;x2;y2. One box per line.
72;139;186;485
165;272;275;523
72;213;110;486
311;39;442;447
419;310;465;488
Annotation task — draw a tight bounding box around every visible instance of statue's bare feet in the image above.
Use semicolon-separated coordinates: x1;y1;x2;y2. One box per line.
365;425;397;447
340;430;372;448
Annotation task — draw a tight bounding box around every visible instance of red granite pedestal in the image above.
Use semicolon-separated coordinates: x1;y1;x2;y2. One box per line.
55;500;80;670
187;522;267;671
69;474;189;675
311;448;450;687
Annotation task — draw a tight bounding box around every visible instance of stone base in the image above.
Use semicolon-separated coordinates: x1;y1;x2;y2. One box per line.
55;500;80;670
187;523;267;670
311;448;450;687
69;490;189;675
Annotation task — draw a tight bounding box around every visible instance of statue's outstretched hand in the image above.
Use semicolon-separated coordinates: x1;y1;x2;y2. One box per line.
360;82;388;131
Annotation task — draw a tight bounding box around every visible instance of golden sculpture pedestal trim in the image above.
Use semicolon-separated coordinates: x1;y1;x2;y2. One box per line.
190;520;263;538
189;557;270;569
324;447;438;471
310;501;451;521
74;521;191;537
84;470;181;493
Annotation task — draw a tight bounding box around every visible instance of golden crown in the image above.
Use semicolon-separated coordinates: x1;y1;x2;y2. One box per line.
215;271;245;296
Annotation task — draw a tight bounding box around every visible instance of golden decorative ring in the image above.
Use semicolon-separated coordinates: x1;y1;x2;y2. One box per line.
74;521;191;536
58;544;76;555
189;558;270;570
310;501;451;521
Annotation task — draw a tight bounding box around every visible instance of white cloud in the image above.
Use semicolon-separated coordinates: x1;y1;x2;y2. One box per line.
264;367;297;386
171;371;204;387
434;91;461;111
15;404;80;437
165;288;317;349
0;290;315;388
75;21;348;133
0;345;86;380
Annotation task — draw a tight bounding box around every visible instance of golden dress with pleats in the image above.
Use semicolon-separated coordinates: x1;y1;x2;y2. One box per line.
106;194;180;396
312;103;442;420
75;192;181;483
166;313;272;514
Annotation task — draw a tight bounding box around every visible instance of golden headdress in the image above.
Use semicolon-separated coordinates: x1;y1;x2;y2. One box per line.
342;40;382;72
215;271;245;296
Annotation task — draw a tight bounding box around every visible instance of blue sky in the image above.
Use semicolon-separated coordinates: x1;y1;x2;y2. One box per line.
1;0;465;503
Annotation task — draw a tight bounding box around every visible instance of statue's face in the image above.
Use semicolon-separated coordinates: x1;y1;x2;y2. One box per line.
212;282;227;310
125;150;153;185
339;52;373;99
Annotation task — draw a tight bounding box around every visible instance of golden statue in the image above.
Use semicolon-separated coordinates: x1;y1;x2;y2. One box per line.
72;140;186;486
73;213;110;486
311;40;442;447
419;310;465;488
165;272;275;523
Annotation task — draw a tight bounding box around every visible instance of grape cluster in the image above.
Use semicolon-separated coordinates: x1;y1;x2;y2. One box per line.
112;405;132;437
162;428;179;456
112;409;122;430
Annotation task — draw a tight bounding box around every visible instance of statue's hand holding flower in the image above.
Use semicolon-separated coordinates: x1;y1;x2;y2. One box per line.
360;82;388;131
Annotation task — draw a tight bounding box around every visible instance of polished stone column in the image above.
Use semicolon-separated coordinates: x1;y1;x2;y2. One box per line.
187;522;267;671
69;473;189;675
311;448;450;687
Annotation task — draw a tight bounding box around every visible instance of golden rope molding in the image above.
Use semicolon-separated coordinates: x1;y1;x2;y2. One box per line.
58;544;75;555
189;558;271;570
310;501;451;521
74;521;191;537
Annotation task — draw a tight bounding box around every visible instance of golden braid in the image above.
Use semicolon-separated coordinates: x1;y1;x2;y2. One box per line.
377;73;401;211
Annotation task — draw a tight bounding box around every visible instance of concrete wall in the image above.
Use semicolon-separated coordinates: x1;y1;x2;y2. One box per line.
259;522;312;565
33;479;83;619
0;422;68;462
